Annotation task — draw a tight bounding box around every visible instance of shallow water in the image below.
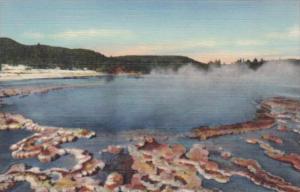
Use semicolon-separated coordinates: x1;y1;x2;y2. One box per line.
1;62;300;191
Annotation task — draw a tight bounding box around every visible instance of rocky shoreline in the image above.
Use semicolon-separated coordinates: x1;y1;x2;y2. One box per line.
190;97;300;140
0;87;300;191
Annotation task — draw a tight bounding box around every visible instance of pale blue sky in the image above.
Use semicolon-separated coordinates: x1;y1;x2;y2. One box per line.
0;0;299;62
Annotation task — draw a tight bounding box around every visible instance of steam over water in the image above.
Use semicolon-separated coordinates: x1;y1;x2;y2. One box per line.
1;61;300;134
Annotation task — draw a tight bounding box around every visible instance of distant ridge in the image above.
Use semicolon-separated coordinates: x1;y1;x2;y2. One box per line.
1;37;299;73
0;37;206;74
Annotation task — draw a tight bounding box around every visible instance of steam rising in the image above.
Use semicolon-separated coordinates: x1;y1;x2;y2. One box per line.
3;60;300;133
150;61;300;88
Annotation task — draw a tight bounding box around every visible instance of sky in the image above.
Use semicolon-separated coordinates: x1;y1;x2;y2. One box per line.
0;0;299;63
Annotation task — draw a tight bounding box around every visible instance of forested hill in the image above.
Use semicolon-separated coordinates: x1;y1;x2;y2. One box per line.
0;37;206;73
